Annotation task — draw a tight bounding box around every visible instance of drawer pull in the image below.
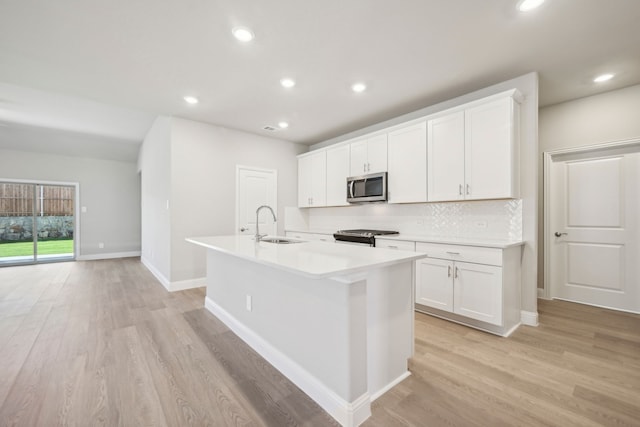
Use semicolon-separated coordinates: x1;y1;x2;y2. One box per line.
387;245;398;249
446;251;460;255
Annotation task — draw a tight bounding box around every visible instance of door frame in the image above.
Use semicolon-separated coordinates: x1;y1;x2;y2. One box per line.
542;137;640;299
0;178;80;264
235;165;278;236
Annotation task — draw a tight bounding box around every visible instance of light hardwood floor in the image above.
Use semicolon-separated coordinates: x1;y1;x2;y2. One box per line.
0;258;638;426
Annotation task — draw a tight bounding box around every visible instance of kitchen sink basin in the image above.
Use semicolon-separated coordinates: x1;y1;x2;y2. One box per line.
259;237;304;244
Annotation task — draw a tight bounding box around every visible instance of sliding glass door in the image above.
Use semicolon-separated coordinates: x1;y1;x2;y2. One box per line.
0;182;75;265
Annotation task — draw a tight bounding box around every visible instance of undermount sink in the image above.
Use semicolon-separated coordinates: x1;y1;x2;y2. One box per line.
259;237;304;244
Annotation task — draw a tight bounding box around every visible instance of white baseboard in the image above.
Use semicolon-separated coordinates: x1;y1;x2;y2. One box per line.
205;296;371;427
141;257;170;289
77;251;141;261
370;371;410;401
521;310;539;327
537;288;547;299
170;277;205;291
140;258;205;292
503;322;522;337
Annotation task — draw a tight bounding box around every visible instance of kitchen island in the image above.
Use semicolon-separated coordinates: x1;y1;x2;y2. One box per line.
187;235;426;427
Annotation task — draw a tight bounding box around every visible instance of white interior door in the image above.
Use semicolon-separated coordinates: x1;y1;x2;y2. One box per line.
236;166;277;237
549;150;639;313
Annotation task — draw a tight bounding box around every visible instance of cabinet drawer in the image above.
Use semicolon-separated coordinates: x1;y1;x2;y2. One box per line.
285;231;333;242
376;239;416;251
312;233;334;242
415;242;502;266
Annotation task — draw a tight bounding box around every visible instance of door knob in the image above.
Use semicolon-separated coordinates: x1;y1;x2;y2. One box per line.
240;227;248;232
554;232;568;237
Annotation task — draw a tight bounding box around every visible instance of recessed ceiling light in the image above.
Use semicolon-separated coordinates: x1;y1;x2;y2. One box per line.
352;82;367;93
278;121;289;129
184;96;199;104
232;26;255;42
593;73;614;83
517;0;545;12
280;78;296;88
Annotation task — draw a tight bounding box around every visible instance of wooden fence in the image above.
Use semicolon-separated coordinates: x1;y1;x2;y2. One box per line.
0;184;75;216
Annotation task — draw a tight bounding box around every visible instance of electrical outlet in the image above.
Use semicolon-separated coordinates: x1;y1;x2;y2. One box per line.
246;295;252;312
98;242;104;249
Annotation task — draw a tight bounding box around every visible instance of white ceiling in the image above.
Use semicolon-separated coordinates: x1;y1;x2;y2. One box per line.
1;0;639;160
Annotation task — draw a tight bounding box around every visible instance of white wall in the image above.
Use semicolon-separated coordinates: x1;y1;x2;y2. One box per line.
169;117;306;282
0;147;141;257
309;73;540;318
539;84;640;152
139;116;172;283
138;116;306;287
538;83;640;289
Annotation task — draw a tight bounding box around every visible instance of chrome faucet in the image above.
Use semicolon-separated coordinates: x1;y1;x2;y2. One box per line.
255;205;277;241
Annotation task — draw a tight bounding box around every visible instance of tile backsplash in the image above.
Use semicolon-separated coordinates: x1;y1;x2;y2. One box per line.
285;199;522;241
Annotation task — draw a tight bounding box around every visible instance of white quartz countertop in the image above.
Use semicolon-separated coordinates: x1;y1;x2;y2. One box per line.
375;234;524;249
186;235;426;279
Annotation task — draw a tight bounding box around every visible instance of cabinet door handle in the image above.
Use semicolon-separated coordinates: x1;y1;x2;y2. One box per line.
363;163;366;173
466;184;470;195
447;265;451;277
446;251;460;255
454;266;459;279
459;184;463;196
367;162;371;172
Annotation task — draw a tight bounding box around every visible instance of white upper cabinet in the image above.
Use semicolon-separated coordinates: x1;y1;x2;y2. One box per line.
349;134;387;176
427;91;520;202
297;150;326;208
325;144;350;206
428;112;465;201
298;89;520;208
388;121;427;203
464;96;519;200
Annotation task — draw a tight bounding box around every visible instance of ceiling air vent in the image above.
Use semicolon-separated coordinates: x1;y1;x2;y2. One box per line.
263;125;278;131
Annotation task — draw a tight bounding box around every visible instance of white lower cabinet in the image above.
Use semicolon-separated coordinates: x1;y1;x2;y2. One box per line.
415;242;521;336
453;261;502;325
416;258;501;324
375;238;416;251
285;231;334;242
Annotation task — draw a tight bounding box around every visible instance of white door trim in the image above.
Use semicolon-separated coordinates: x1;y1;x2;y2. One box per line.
542;137;640;300
235;165;278;236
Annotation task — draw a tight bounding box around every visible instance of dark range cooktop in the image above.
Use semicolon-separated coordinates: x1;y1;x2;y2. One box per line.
335;229;399;237
333;229;399;246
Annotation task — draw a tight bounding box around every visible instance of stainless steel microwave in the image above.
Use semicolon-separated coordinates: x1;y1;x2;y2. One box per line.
347;172;387;203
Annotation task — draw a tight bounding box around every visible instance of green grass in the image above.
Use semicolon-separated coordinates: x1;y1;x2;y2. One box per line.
0;239;74;257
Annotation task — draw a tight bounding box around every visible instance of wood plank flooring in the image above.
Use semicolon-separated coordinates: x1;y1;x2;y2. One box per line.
1;259;639;426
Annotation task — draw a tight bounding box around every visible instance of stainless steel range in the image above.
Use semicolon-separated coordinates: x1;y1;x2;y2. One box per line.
333;229;399;247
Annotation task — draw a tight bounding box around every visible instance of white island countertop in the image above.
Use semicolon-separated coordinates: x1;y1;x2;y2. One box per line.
187;235;425;279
